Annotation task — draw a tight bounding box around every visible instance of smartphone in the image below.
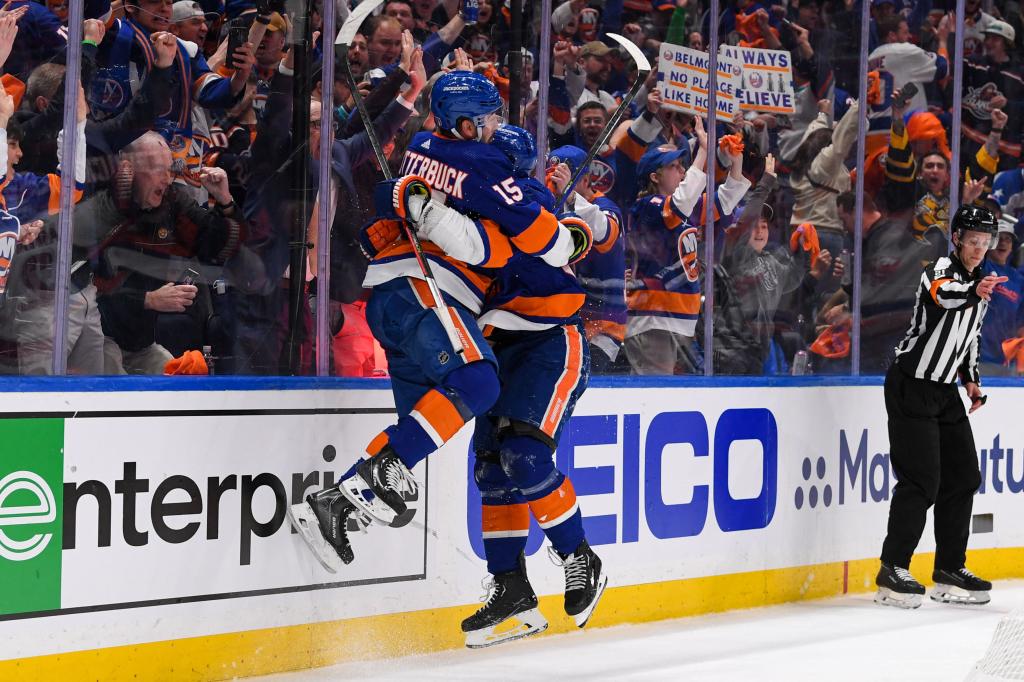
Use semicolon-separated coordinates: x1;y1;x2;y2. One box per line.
180;268;200;286
892;82;918;110
227;20;249;70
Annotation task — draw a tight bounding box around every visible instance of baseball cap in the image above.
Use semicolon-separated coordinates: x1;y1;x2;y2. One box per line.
997;214;1019;240
171;0;205;22
637;144;690;180
264;11;287;32
548;145;588;176
983;19;1016;43
581;41;612;58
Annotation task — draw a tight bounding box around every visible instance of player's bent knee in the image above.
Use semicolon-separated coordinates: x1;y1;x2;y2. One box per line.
444;360;500;417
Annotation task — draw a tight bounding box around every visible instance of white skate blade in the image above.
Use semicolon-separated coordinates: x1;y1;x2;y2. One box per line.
930;583;991;605
288;503;344;574
464;608;549;649
337;473;399;526
874;587;923;609
573;572;609;628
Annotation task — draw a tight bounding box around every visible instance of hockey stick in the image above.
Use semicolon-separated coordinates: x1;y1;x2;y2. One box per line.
554;33;652;213
337;0;467;356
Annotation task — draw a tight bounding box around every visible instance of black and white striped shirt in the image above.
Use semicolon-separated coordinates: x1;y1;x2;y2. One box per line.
894;253;989;385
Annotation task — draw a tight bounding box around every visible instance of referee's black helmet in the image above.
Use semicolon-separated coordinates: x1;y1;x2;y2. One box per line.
952;204;999;250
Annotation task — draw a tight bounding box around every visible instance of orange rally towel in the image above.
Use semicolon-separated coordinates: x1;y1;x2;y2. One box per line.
1;74;25;110
789;222;821;268
163;350;209;375
810;322;851;359
1002;337;1024;371
719;134;744;157
866;71;881;106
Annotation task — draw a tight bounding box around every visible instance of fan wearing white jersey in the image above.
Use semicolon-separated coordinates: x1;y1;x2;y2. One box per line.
866;14;950;155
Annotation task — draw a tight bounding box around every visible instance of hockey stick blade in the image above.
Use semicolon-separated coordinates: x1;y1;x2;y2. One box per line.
336;0;384;45
554;33;651;212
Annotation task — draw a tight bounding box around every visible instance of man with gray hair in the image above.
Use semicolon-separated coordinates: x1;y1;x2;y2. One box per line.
67;131;247;374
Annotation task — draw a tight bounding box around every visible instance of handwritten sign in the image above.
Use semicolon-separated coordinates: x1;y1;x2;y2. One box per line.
658;43;743;118
720;45;796;114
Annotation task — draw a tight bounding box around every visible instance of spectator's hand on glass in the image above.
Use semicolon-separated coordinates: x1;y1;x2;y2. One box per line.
17;219;41;245
937;13;952;41
145;283;198;313
963;176;988;205
151;31;177;68
451;47;473;72
0;2;29;23
198;166;232;205
0;14;17;70
763;153;776;178
404;48;427;102
83;18;106;45
990;106;1008;128
399;29;415;74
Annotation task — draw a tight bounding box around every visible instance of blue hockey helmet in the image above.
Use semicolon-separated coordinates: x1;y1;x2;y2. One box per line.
490;125;538;177
430;71;504;139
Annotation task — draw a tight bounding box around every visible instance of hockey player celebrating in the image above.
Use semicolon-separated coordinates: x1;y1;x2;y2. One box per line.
289;73;587;572
460;126;607;648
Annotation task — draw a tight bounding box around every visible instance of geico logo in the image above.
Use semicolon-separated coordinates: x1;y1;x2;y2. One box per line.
466;408;778;560
63;461;418;566
0;470;57;562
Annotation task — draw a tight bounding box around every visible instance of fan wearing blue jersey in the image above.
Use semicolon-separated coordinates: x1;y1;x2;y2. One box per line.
460;126;607;649
626;118;750;375
548;145;626;373
287;75;584;575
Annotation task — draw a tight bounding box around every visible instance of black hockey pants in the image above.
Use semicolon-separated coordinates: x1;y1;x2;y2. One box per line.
879;364;982;572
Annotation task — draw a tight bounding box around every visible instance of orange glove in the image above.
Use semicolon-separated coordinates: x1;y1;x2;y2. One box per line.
789;222;821;269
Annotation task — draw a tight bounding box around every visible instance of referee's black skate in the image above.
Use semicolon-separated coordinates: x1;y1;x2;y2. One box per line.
874;563;925;609
288;488;370;573
338;447;418;525
461;555;548;649
931;567;992;605
549;540;608;627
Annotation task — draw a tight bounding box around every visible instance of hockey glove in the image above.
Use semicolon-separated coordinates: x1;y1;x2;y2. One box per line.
373;175;432;224
357;218;405;261
559;213;593;265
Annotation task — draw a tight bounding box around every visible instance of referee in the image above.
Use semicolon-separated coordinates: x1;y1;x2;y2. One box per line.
875;205;1008;609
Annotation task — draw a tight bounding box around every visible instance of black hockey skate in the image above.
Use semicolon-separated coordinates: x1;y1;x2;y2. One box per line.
288;488;370;573
874;562;926;609
931;567;992;605
338;447;417;525
549;540;608;627
461;555;548;649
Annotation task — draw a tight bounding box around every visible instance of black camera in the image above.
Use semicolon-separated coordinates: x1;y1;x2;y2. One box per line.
256;0;287;16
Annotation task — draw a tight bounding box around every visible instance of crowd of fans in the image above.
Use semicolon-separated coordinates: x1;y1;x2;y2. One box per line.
0;0;1022;378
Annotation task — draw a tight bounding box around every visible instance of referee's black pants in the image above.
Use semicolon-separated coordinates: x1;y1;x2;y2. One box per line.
880;364;982;572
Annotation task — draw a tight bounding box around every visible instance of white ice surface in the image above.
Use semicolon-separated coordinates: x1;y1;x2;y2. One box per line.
258;581;1024;682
